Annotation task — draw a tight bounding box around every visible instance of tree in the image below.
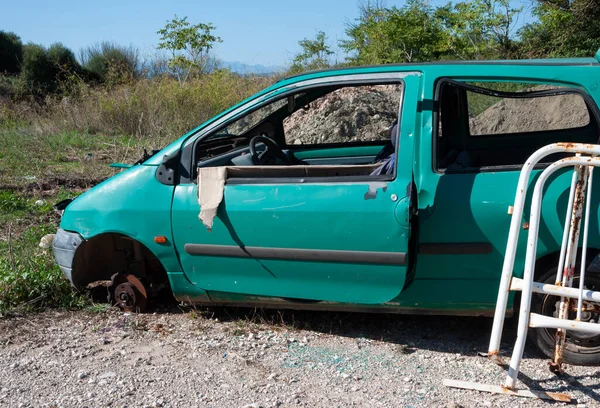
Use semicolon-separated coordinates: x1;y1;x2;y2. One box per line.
291;31;334;73
340;0;525;64
520;0;600;58
157;15;222;86
341;0;450;65
436;0;522;60
0;31;23;74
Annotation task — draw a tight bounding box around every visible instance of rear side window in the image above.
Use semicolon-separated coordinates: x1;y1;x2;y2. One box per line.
468;85;590;136
436;80;598;172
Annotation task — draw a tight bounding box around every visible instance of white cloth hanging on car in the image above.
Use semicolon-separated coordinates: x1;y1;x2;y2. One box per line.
197;166;227;231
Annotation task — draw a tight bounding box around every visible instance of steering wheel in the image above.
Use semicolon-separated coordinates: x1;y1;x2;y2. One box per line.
249;135;290;165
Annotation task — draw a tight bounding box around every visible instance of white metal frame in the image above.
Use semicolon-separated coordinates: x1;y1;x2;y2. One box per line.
445;143;600;401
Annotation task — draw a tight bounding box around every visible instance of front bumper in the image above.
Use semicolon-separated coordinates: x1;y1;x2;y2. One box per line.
53;228;84;286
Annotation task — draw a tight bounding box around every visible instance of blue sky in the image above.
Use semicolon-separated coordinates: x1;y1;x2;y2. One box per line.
1;0;534;67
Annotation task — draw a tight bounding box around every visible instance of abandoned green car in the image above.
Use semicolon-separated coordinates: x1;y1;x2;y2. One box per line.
53;54;600;365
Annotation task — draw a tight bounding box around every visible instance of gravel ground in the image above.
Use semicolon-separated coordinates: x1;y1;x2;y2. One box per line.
0;308;598;408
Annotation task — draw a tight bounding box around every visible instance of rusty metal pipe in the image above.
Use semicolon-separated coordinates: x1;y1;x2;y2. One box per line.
529;312;600;332
556;168;579;285
578;168;595;321
552;165;588;373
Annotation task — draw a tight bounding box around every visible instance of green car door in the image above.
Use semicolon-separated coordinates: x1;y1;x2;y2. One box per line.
171;72;421;304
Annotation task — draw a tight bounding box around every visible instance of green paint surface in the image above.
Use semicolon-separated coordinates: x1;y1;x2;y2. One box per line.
59;59;600;313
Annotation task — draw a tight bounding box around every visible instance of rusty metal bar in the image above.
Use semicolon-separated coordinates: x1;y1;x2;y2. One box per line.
578;168;595;321
551;165;588;374
529;312;600;332
555;168;579;285
443;379;571;402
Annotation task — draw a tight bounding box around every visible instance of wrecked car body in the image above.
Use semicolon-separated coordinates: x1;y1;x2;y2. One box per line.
54;55;600;364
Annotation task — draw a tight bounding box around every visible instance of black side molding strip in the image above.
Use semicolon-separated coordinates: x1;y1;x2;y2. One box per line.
184;244;407;265
419;242;493;255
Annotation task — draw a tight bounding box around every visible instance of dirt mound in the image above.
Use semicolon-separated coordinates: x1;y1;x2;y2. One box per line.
284;85;402;145
285;83;591;143
470;86;590;135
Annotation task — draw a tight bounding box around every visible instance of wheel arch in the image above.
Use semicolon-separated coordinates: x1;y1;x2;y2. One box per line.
71;232;170;292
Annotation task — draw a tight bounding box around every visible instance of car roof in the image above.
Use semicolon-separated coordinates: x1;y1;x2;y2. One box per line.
280;57;600;83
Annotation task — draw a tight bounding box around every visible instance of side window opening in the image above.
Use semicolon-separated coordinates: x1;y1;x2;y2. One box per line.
468;85;590;135
283;84;402;146
435;80;599;172
195;98;288;162
193;81;404;182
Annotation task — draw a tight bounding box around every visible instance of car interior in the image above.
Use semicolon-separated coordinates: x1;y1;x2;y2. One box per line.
436;80;600;172
192;83;401;183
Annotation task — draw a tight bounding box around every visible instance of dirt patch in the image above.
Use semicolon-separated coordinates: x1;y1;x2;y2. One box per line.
0;309;598;407
1;175;105;196
24;175;105;192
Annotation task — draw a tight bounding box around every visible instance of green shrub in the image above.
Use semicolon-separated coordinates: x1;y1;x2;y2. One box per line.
81;41;140;85
19;42;82;95
47;43;82;83
0;73;25;99
20;43;55;93
0;225;86;313
0;31;23;75
0;76;30;128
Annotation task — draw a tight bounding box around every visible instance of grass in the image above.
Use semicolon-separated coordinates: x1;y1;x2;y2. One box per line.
0;128;140;314
2;73;276;141
0;129;134;188
0;72;278;314
0;189;88;314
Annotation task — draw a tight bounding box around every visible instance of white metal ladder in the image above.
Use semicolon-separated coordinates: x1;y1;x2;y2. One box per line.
445;143;600;402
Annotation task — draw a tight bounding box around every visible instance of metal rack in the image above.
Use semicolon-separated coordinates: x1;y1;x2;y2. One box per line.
445;143;600;402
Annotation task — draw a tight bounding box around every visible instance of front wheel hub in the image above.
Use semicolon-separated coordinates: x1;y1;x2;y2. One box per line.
112;274;148;312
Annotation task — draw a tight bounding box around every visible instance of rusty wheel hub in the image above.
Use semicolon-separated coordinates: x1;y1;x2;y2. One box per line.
112;274;148;312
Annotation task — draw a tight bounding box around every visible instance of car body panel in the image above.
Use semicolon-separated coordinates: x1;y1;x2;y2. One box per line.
173;181;409;304
59;165;182;273
170;72;420;304
411;64;600;309
57;57;600;315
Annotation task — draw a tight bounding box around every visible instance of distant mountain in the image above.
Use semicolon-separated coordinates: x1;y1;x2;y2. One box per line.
218;60;286;75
